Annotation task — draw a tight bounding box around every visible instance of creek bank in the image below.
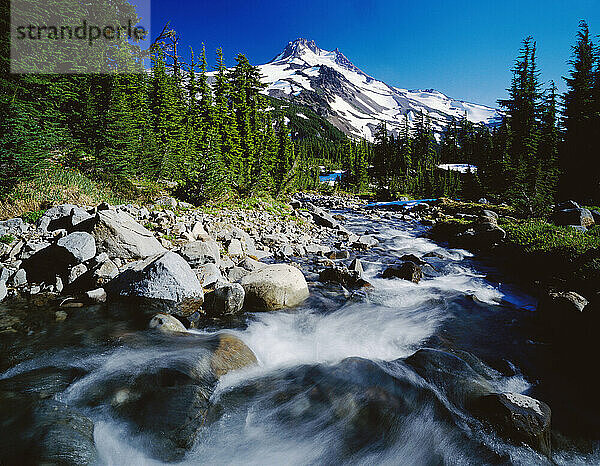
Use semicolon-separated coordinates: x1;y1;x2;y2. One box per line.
397;197;600;341
0;193;580;461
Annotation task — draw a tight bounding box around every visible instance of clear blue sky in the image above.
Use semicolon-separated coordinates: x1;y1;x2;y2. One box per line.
149;0;600;108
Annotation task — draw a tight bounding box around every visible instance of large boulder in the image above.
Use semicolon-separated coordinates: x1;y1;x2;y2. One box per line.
179;240;221;267
382;262;423;283
23;232;96;283
239;264;309;311
107;251;204;305
38;204;93;232
473;392;551;456
552;207;595;228
80;331;255;461
56;231;96;263
91;209;165;260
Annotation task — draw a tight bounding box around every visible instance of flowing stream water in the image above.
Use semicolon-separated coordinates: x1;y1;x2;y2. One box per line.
1;208;599;465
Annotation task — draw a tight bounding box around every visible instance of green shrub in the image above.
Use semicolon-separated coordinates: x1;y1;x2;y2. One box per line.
501;219;600;256
0;234;15;244
20;210;46;224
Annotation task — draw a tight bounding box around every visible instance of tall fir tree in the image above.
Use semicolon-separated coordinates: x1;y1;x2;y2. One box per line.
561;21;598;202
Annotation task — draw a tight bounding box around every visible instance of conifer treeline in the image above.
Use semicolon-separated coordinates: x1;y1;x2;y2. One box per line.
0;20;297;201
368;21;600;211
2;15;600;210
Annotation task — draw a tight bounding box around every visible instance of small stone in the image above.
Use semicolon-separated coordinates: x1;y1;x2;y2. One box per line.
68;264;88;284
55;310;68;321
149;313;186;333
11;269;27;287
85;288;107;303
0;281;7;301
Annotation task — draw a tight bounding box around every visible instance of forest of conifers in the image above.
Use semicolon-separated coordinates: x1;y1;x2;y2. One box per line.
2;0;599;214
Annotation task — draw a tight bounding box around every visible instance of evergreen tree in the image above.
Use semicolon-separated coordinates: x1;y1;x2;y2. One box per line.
561;20;598;202
499;36;542;213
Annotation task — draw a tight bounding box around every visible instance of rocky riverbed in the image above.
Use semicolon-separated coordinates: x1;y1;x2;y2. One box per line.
0;194;598;464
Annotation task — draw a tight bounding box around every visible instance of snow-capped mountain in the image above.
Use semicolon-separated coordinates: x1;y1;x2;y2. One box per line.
259;38;502;140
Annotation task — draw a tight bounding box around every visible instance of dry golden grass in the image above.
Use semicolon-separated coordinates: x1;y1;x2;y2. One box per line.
0;167;155;220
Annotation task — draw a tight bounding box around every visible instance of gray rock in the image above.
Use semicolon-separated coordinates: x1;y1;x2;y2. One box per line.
39;204;92;232
92;209;165;260
191;221;207;239
57;231;96;263
240;264;309;311
11;268;27;287
227;238;244;257
354;235;379;249
306;203;339;229
92;259;119;285
349;258;364;274
537;290;588;335
481;209;499;221
305;243;323;255
196;263;222;288
149;313;186;333
0;266;12;283
382;262;423;283
319;266;370;288
0;217;28;235
94;252;109;264
108;251;204;304
55;275;64;293
227;266;249;282
206;283;245;316
555;200;579;210
68;264;88;284
85;287;107;303
552;208;595;228
179;240;221;267
238;257;266;272
473;392;551;456
0;281;6;301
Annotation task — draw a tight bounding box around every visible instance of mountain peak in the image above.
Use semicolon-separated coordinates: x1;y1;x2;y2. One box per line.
269;38;363;75
269;38;321;62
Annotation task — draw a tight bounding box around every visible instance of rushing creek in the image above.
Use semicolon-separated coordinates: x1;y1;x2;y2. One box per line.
1;207;599;465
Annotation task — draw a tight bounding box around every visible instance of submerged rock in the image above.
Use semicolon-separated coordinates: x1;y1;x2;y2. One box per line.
382;262;423;283
319;266;370;288
405;348;493;410
0;395;98;466
240;264;309;311
210;333;257;378
81;331;256;461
